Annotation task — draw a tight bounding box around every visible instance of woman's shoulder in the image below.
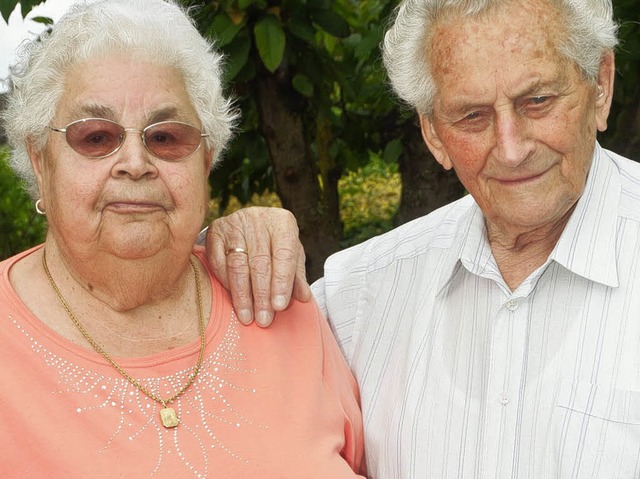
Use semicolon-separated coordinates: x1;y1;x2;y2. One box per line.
0;244;43;272
0;244;44;313
252;299;328;345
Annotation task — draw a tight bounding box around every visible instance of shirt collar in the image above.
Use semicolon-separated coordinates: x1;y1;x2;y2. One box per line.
550;144;621;287
441;201;511;295
435;199;492;296
437;143;621;295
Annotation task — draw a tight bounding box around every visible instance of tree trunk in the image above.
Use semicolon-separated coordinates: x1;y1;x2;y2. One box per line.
394;120;465;226
255;74;342;282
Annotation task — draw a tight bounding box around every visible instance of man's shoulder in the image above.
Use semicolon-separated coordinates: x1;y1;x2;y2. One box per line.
606;147;640;175
326;194;475;273
604;148;640;221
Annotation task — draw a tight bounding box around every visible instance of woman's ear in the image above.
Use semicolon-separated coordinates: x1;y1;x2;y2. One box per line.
204;148;215;172
27;140;46;200
595;50;615;133
419;114;453;170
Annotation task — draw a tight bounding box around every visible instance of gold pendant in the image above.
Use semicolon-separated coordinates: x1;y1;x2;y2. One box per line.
160;407;179;428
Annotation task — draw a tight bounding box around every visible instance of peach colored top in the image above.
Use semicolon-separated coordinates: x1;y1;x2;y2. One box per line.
0;246;365;478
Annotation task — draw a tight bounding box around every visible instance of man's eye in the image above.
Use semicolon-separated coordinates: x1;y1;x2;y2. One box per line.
453;110;490;132
529;96;550;105
519;96;555;118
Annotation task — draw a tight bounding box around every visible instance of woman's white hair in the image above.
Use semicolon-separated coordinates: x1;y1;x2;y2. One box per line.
382;0;619;116
2;0;237;199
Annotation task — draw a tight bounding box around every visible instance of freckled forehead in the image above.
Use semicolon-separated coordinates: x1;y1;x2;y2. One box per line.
427;0;567;94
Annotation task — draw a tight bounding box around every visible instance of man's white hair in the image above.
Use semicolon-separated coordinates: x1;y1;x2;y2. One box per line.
382;0;619;116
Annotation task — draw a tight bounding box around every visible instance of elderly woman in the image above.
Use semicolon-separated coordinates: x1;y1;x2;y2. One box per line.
0;1;365;477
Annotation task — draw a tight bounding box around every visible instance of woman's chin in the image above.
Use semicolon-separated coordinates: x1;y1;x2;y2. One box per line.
99;227;172;260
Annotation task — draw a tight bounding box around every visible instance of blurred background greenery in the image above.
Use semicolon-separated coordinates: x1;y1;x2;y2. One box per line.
0;146;46;259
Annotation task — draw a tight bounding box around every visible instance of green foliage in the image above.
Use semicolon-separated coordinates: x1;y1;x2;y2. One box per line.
310;7;350;38
206;153;401;247
0;0;41;22
183;0;402;215
254;14;286;72
610;1;640;114
292;73;314;97
0;147;46;260
597;1;640;158
339;156;400;247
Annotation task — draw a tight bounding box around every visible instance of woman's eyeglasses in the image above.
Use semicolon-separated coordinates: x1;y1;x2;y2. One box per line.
49;118;209;161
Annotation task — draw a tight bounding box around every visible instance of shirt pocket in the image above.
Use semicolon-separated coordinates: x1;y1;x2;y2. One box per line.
557;379;640;424
547;379;640;478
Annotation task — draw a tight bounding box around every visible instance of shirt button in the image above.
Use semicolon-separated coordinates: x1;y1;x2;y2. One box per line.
499;393;509;405
506;299;519;311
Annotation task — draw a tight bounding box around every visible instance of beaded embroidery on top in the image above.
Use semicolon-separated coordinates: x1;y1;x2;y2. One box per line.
10;311;266;478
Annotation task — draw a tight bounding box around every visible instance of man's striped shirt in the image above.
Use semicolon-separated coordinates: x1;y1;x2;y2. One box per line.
313;145;640;478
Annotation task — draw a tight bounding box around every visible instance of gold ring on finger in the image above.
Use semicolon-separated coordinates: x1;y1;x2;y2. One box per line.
225;247;248;256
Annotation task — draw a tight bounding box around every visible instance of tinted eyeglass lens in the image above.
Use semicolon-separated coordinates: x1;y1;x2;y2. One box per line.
143;122;203;161
65;119;124;158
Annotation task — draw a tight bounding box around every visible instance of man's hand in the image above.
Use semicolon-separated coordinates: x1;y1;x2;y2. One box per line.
205;207;312;327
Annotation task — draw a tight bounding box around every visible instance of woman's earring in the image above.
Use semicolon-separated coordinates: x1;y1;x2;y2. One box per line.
35;199;46;215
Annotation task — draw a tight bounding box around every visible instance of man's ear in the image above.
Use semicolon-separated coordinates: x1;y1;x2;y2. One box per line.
419;114;453;170
595;50;615;133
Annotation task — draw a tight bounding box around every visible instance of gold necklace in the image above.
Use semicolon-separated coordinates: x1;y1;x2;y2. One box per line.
42;249;206;428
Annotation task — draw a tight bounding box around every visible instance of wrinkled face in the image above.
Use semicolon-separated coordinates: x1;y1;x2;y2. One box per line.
420;0;613;236
31;54;213;261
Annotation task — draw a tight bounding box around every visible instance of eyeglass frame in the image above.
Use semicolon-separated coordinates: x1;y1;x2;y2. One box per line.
49;117;210;161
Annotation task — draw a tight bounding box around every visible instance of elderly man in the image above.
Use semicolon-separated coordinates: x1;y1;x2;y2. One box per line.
207;0;640;477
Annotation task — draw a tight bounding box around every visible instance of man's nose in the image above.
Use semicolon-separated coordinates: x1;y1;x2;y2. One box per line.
493;109;534;167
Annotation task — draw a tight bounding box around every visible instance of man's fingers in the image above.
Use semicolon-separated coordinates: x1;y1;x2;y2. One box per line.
206;217;255;325
247;253;275;327
205;206;308;327
271;246;300;311
225;249;255;325
292;251;312;303
235;210;278;327
204;228;231;289
267;209;309;310
273;243;311;306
